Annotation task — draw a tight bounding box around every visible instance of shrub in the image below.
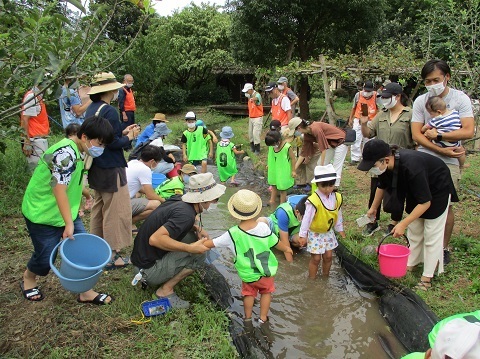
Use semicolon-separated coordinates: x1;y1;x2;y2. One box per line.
333;88;350;99
188;83;230;105
153;87;188;114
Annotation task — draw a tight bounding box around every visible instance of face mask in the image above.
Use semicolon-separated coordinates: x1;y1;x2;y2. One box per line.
126;83;133;88
381;96;397;109
87;141;104;158
182;175;190;184
187;122;196;129
363;91;373;98
244;93;250;98
426;81;445;96
208;202;218;211
369;165;386;176
294;130;302;137
112;91;119;102
278;85;285;91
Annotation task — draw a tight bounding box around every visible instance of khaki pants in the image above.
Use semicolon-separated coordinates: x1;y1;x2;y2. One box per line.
248;117;263;145
27;137;48;170
295;151;321;185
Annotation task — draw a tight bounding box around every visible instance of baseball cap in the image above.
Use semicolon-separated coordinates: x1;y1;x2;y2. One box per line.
431;319;480;359
357;139;390;171
185;111;196;120
379;83;403;98
277;76;288;84
265;82;277;92
363;80;374;91
269;119;281;130
242;83;253;92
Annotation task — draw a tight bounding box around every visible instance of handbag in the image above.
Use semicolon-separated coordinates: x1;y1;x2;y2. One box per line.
343;128;356;145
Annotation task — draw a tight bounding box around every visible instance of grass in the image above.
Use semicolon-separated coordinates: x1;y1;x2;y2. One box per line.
1;100;478;357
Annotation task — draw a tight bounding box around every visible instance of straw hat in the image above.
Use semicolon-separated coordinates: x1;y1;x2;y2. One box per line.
227;189;262;220
311;164;338;183
151;113;168;123
182;173;226;203
179;163;197;175
87;72;123;95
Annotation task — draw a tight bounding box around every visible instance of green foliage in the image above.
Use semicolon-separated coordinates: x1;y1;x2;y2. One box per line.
153;87;188;114
188;83;230;105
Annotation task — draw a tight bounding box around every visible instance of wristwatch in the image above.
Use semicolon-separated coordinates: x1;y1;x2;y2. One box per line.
436;133;443;142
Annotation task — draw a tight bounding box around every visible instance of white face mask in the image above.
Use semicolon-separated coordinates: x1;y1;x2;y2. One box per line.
202;202;217;213
244;93;250;98
381;96;397;109
426;81;446;96
369;165;386;176
362;91;373;98
278;85;285;91
187;122;196;129
112;91;119;102
126;83;133;88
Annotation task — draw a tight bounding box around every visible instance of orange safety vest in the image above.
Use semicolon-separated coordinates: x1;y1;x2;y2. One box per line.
22;90;49;138
248;91;264;118
354;91;377;120
271;94;289;126
122;87;136;111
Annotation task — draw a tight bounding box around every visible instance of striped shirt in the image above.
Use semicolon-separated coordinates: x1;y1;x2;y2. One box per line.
427;110;461;147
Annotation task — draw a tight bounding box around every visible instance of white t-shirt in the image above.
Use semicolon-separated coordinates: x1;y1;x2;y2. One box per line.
150;138;164;147
273;95;292;112
212;222;272;255
412;88;474;165
126;159;152;198
22;92;42;117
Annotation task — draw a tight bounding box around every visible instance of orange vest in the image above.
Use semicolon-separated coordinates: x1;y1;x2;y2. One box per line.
354;91;377;120
248;91;264;118
271;94;289;126
22;90;49;138
123;87;136;111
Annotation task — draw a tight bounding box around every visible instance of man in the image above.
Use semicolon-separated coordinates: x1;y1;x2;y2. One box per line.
21;81;50;170
277;76;299;115
131;173;226;309
265;82;292;131
135;113;168;148
411;59;474;264
348;80;378;164
126;145;165;224
242;83;263;154
59;76;91;128
118;74;136;130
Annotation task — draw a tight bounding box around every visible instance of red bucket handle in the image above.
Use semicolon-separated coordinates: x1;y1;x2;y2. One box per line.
377;233;410;257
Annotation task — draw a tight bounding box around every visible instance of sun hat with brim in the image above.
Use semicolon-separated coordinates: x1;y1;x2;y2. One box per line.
378;82;403;98
242;83;253;92
227;189;262;220
265;82;277;92
151;113;168;123
277;76;288;84
287;117;303;136
220;126;234;139
87;72;123;95
179;164;197;175
182;173;226;203
363;80;375;91
311;164;338;183
149;123;171;139
431;319;480;359
357;139;391;171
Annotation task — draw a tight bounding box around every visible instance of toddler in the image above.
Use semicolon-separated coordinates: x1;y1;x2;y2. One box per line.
216;126;244;185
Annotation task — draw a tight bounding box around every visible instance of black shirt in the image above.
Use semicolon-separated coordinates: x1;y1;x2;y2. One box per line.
377;149;458;219
131;195;197;269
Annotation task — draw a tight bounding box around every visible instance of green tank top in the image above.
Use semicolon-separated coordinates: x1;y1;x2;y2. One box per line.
229;225;279;283
268;142;294;190
216;141;237;182
183;126;205;161
269;202;300;237
155;176;184;199
267;146;276;185
22;138;83;227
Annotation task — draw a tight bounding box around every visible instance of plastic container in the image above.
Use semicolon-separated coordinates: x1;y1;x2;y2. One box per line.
49;233;111;293
167;162;182;178
287;194;307;208
377;234;411;278
152;173;167;188
141;298;171;317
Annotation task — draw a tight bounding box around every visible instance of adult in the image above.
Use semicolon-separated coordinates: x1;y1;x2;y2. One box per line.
359;139;458;291
348;80;378;164
242;83;263;154
118;74;136;131
59;76;91;128
135;113;168;148
85;72;141;269
131;173;226;308
21;116;115;304
411;59;475;264
126;145;165;224
360;82;416;236
21;82;50;170
265;82;292;129
289;117;348;188
277;76;299;115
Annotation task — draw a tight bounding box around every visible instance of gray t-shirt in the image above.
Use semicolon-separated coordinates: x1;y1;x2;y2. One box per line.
412;88;473;165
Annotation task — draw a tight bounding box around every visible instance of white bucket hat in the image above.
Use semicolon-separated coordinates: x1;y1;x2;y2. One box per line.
182;173;226;203
87;72;124;95
227;189;262;220
311;164;338;183
431;318;480;359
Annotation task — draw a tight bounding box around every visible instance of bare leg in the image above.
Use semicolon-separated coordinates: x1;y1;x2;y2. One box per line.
269;186;278;206
243;295;255;319
308;254;321;279
279;190;287;204
259;293;272;322
201;160;207;173
23;269;40;300
155;268;194;297
322;250;333;277
444;206;454;248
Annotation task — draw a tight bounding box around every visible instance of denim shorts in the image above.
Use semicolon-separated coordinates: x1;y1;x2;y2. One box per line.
25;216;86;276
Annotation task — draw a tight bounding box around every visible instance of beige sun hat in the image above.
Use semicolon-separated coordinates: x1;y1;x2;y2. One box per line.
87;72;124;95
182;173;226;203
227;189;262;220
179;163;197;175
151;113;169;123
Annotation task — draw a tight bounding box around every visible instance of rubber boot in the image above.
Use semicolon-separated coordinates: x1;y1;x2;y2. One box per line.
250;142;255;152
254;144;260;155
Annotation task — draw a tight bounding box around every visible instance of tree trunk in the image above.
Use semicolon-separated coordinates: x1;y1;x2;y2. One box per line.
320;54;336;125
298;76;310;120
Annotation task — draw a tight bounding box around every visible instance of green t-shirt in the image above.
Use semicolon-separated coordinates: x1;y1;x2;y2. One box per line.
183;126;206;161
268;142;294;190
216;141;237;182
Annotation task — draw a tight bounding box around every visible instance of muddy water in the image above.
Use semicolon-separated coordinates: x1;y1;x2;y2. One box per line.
201;164;406;358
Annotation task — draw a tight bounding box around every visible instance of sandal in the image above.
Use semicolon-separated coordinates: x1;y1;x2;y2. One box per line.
77;293;114;305
104;254;130;270
415;280;432;291
20;281;44;302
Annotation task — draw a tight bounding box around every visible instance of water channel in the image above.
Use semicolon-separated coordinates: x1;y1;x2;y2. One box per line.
200;165;408;358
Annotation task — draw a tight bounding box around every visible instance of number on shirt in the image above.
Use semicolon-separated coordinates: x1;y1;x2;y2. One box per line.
244;249;271;276
219;152;228;167
327;218;334;231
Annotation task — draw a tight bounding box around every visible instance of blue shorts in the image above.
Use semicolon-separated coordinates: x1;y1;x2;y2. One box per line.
25;216;86;276
190;159;207;166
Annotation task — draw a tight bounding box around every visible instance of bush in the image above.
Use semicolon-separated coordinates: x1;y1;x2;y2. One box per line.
153;87;188;114
187;83;230;105
333;88;350;99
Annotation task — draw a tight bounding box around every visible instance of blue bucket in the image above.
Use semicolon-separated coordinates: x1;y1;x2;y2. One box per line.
287;194;307;208
50;233;111;293
152;173;167;188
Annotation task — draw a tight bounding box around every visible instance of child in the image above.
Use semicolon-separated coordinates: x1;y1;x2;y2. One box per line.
216;126;245;185
423;96;466;168
299;164;346;279
155;163;197;199
196;119;218;145
204;190;293;323
181;111;212;173
265;130;296;206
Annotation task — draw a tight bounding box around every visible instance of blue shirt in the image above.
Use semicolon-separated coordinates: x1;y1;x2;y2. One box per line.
274;207;290;232
59;86;83;128
135;123;155;148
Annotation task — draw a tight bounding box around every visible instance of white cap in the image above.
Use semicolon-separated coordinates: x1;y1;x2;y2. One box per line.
431;319;480;359
185;111;196;120
242;83;253;92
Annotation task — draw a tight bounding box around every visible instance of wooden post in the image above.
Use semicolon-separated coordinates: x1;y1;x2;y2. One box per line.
320;55;336;125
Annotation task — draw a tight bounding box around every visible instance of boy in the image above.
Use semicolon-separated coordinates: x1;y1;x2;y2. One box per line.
216;126;244;186
204;190;293;324
182;111;212;173
155;163;198;199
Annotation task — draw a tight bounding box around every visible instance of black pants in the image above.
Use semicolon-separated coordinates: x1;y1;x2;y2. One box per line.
120;111;135;131
369;177;402;222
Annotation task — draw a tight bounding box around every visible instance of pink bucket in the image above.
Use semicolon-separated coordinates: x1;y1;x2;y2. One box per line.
377;234;410;278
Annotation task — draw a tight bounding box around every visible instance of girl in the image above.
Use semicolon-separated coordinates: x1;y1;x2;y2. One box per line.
299;164;346;278
265;130;296;206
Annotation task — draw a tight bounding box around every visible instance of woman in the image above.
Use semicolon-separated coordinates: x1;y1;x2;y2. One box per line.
358;139;458;291
360;82;416;236
85;72;140;269
288;117;347;188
